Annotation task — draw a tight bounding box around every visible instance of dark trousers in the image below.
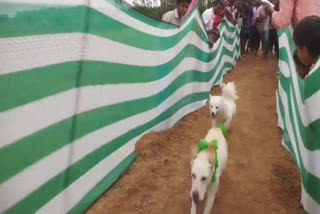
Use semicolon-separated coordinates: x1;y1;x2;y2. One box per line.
258;29;269;55
248;26;260;53
269;28;279;54
240;30;249;54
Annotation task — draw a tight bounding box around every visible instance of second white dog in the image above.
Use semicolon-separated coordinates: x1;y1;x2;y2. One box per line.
209;82;238;130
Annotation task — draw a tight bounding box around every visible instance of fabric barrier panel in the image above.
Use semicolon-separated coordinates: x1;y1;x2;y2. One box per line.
277;26;320;214
0;0;240;213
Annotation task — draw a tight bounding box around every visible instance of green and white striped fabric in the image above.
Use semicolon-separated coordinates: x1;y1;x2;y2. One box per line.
277;26;320;214
0;0;239;213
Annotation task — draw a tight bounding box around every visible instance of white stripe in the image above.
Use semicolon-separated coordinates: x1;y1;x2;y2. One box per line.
0;55;236;213
305;91;320;123
288;25;294;38
278;60;290;78
36;100;206;214
0;24;237;75
0;89;77;148
279;34;320;126
0;33;239;149
276;91;284;129
301;185;320;214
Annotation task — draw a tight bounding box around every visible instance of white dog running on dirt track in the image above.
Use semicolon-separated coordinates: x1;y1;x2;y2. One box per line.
209;82;238;130
190;127;228;214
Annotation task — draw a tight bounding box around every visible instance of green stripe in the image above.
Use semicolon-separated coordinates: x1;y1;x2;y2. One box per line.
305;66;320;99
67;152;136;214
292;94;320;151
0;3;208;50
212;62;234;86
0;54;236;183
0;35;239;112
0;62;79;112
5;92;208;214
278;28;295;55
288;88;320;204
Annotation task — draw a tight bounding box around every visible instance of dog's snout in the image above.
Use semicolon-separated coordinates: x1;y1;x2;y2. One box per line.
192;190;199;202
192;190;199;198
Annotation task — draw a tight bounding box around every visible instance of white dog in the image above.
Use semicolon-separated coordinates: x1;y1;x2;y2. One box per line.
190;127;228;214
209;82;238;130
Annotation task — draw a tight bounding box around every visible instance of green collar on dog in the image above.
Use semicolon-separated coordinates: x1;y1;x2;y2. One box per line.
197;125;227;183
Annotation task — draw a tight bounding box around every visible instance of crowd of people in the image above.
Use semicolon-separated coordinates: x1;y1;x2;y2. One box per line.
162;0;280;57
162;0;320;78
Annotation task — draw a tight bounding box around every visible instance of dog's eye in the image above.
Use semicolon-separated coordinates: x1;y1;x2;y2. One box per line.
192;173;196;179
210;105;213;109
201;177;207;182
216;106;219;109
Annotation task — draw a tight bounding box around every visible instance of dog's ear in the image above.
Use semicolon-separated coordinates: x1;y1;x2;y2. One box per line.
209;94;213;100
191;144;198;160
208;143;216;166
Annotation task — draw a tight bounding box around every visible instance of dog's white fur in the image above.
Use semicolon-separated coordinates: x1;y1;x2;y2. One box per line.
190;128;228;214
209;82;238;130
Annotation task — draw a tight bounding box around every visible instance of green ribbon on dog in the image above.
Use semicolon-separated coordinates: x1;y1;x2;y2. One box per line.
197;125;227;183
218;124;227;136
197;139;218;183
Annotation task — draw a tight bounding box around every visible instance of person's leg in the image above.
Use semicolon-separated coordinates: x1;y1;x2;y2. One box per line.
268;29;274;54
272;29;278;54
257;28;261;55
240;31;245;55
274;30;279;55
244;34;249;54
262;30;269;56
254;27;260;55
248;26;254;54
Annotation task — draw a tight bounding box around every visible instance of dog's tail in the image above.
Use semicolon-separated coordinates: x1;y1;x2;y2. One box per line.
222;82;238;101
219;81;226;88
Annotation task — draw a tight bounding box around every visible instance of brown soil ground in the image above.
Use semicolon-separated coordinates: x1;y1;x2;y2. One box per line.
86;54;303;214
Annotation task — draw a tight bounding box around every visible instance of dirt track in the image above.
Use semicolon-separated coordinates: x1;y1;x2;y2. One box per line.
86;54;303;214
